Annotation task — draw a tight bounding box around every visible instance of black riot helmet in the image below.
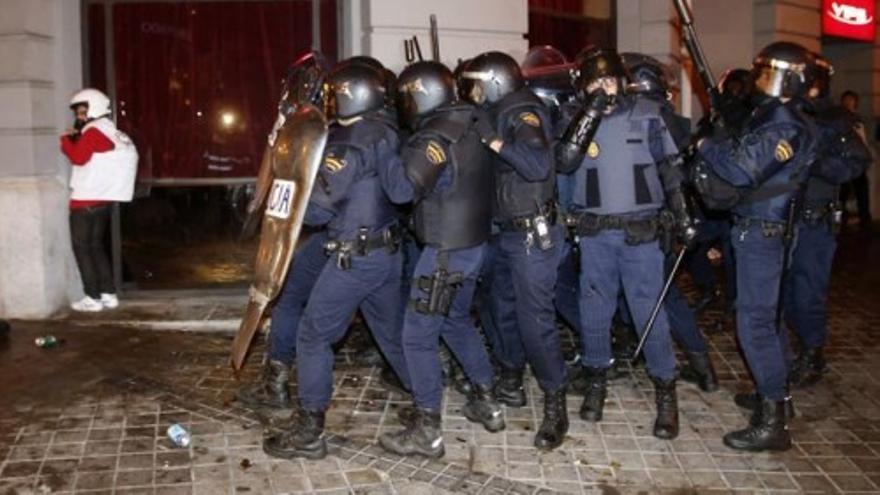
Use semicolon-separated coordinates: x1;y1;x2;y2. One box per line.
805;52;834;100
521;46;575;111
622;53;675;99
573;46;630;99
459;51;524;105
751;41;811;99
325;62;386;119
279;51;329;115
397;61;455;130
522;45;569;72
339;56;397;107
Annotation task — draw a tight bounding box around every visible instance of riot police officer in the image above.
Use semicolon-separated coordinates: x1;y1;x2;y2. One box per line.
695;41;820;451
556;47;684;439
623;53;718;393
783;54;871;388
460;51;569;450
236;51;330;410
377;61;503;458
263;62;412;460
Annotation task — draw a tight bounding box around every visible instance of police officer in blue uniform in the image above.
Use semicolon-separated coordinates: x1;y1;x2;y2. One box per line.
522;46;583;337
695;42;819;452
624;53;718;393
557;47;685;439
377;61;507;458
784;54;872;388
460;52;570;449
236;52;330;410
263;62;412;460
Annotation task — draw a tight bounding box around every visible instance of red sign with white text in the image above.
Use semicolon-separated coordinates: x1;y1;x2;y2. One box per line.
823;0;876;42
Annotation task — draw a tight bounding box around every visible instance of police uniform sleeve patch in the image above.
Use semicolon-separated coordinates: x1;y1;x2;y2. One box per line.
425;140;446;165
774;139;794;163
587;141;600;159
518;112;541;127
324;155;348;173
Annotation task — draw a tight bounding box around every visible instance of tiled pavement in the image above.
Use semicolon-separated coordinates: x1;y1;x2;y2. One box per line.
1;236;879;494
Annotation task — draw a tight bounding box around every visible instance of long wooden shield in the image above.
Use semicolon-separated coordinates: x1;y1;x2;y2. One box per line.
230;104;328;369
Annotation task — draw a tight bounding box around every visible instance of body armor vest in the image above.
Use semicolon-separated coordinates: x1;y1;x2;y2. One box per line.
409;104;493;249
492;88;556;221
571;97;666;216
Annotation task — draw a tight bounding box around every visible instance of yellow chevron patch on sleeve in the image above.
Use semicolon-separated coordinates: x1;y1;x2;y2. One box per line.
519;112;541;127
774;139;794;163
324;155;348;173
425;140;446;165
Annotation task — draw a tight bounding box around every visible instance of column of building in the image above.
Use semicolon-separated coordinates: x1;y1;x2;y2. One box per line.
0;0;83;318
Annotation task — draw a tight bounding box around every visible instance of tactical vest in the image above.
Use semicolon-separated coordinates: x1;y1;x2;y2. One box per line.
732;100;818;222
325;118;400;239
408;104;493;250
492;88;556;221
570;96;666;216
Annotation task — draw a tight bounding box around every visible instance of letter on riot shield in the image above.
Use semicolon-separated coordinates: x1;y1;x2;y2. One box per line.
230;103;328;370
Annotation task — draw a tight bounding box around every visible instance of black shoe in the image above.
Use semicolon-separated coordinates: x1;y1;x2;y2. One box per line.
651;376;679;440
579;366;608;422
734;391;795;424
462;384;505;432
494;368;527;407
534;388;568;450
262;407;327;460
379;408;445;458
723;398;792;452
679;351;719;393
789;347;827;388
235;360;291;409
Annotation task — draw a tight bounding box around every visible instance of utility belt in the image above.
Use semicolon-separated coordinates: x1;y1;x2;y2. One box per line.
732;216;785;238
323;224;402;270
496;201;557;252
568;211;661;246
802;202;843;233
409;251;464;317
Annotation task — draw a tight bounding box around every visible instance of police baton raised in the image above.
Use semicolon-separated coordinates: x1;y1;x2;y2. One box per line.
631;246;687;361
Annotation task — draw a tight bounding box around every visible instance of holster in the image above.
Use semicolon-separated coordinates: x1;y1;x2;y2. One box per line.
412;267;464;316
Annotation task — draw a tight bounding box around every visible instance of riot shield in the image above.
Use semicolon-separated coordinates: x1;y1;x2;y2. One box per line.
230;103;328;370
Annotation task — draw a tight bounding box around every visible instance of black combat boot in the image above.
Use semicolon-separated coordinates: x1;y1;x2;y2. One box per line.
579;366;608;422
262;407;326;460
494;367;527;407
734;391;795;424
724;397;792;451
679;351;719;393
788;347;827;388
462;384;506;432
651;376;679;439
379;408;445;458
534;388;568;450
235;360;291;409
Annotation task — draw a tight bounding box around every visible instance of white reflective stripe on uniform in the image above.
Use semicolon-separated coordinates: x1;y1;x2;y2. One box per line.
265;179;297;219
69;118;139;202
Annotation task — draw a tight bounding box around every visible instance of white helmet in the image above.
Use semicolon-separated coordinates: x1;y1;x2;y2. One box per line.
69;88;112;120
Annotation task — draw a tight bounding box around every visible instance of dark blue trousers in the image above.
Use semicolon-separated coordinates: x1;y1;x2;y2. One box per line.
665;252;706;354
578;230;675;380
486;226;567;392
268;230;329;366
784;221;836;349
403;244;494;411
296;248;411;411
731;224;793;401
555;241;582;334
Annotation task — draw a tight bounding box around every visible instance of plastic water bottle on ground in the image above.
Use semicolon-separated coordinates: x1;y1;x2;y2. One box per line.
167;424;191;448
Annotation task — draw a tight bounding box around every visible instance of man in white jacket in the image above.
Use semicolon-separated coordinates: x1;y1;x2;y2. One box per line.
60;89;137;311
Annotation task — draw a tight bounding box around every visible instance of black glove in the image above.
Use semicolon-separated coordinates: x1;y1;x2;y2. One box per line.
472;111;500;146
